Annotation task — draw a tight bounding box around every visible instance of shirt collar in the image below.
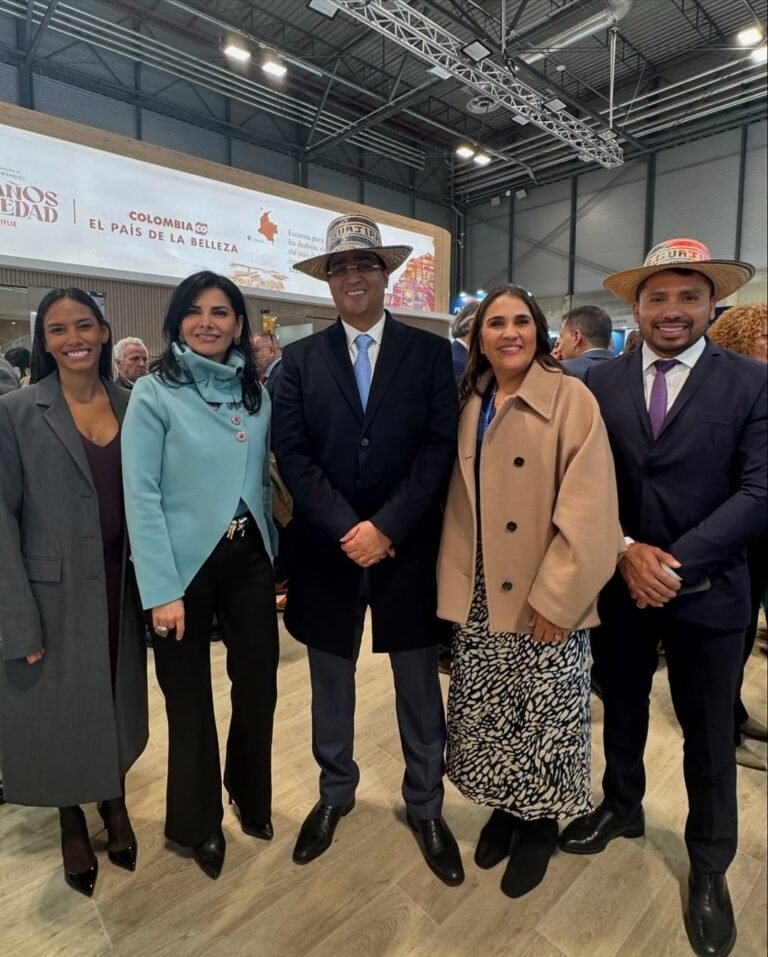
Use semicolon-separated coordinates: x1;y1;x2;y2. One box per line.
641;336;707;372
341;313;386;352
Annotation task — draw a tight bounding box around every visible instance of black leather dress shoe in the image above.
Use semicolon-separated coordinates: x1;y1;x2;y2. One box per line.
231;801;273;841
64;859;99;897
559;802;644;855
293;799;355;865
407;813;464;887
684;871;737;957
193;827;226;880
475;809;521;870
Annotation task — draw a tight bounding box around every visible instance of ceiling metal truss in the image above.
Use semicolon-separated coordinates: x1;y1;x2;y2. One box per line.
333;0;624;167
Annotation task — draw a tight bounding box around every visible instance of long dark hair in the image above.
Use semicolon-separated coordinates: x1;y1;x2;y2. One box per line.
30;288;112;384
458;283;560;407
151;271;262;414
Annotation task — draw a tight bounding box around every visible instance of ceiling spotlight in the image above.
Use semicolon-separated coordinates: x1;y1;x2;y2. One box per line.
737;26;763;46
512;113;529;126
751;44;768;63
262;56;287;78
515;188;528;199
490;196;502;207
462;40;492;63
577;152;592;162
599;128;618;141
544;97;566;112
308;0;338;16
456;145;475;159
429;64;453;80
555;63;566;72
224;43;251;63
473;152;492;166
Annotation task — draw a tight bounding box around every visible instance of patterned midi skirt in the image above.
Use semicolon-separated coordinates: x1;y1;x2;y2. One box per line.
446;554;594;821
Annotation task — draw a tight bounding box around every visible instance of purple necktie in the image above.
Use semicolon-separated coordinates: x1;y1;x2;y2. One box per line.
648;359;678;438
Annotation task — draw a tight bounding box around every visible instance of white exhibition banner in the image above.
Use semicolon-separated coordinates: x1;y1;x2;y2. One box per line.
0;124;437;311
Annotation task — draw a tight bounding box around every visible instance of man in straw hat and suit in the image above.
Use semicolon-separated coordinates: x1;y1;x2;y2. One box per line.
559;239;767;957
272;213;464;886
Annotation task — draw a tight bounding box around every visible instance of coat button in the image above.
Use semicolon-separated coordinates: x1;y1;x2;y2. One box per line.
231;414;242;425
514;457;525;467
360;437;370;447
506;521;517;532
502;581;513;591
236;431;247;443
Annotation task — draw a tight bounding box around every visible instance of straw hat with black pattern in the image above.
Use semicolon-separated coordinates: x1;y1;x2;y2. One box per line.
292;213;412;282
604;238;755;303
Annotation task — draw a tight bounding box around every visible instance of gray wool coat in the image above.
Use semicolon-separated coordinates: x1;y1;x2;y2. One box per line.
0;373;148;807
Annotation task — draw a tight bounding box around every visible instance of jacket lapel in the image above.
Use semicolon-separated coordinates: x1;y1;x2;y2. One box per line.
319;319;363;423
657;339;715;439
625;349;653;442
361;314;407;428
35;373;96;492
106;379;130;425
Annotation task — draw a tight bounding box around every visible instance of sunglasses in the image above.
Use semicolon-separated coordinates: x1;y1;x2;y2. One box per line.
327;261;384;278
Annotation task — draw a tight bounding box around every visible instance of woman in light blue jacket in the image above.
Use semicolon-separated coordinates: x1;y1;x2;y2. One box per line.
122;271;279;881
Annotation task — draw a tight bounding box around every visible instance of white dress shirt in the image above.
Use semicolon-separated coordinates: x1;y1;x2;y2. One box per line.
341;313;387;376
641;337;707;412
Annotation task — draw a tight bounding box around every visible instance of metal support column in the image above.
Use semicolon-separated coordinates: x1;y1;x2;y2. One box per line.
507;193;515;283
16;17;33;109
643;152;656;254
567;175;578;304
734;125;748;260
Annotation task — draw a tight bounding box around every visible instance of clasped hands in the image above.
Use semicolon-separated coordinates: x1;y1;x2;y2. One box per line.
340;521;395;568
619;542;682;609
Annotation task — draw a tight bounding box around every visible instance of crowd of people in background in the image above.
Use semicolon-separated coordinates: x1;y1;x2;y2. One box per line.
0;217;766;957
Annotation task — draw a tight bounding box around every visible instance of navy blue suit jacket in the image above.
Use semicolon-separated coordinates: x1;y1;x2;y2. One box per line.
451;338;468;380
272;313;458;656
585;339;768;630
561;348;615;381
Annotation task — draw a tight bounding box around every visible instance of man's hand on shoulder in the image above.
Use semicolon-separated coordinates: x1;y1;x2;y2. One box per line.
340;521;395;568
619;542;682;608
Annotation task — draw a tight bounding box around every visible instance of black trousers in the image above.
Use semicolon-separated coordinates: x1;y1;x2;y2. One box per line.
152;523;279;847
307;594;446;820
593;605;743;874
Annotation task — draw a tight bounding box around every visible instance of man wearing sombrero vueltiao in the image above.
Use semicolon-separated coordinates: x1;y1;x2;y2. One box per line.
272;214;464;887
559;238;768;957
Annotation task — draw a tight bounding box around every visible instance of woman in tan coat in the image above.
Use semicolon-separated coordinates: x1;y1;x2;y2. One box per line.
437;283;623;899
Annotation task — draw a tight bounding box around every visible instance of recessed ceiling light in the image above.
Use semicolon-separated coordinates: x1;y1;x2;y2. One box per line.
456;145;475;159
555;63;566;72
751;44;768;63
473;152;492;166
737;26;762;46
308;0;338;16
545;96;566;112
224;44;251;63
429;64;453;80
262;57;287;78
462;40;492;63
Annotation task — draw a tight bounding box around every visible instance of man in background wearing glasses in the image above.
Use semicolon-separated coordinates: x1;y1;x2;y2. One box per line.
273;213;463;887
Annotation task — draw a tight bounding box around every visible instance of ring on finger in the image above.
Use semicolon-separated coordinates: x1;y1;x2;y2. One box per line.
155;625;170;637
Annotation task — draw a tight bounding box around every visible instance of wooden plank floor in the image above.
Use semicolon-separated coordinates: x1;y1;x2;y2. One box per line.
1;615;765;957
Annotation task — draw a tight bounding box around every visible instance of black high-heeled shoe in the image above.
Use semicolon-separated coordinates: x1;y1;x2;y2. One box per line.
97;802;138;872
193;827;226;880
59;806;99;897
228;795;273;841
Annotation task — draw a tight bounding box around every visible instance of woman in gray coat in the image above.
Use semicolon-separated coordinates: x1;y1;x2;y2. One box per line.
0;289;148;897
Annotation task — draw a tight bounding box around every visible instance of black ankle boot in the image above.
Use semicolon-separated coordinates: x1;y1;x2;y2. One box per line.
500;817;558;899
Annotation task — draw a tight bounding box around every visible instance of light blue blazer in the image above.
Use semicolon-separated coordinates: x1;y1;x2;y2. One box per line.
121;347;277;610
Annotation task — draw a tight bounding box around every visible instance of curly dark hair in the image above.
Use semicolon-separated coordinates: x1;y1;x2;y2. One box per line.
151;271;262;414
458;283;561;407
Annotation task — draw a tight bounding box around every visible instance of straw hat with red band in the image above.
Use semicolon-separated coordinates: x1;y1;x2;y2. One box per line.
604;238;755;303
293;213;412;282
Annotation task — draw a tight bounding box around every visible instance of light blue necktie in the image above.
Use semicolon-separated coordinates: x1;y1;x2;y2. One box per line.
353;333;374;410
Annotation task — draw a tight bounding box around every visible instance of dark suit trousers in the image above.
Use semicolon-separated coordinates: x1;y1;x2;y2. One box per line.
593;606;743;874
152;523;279;846
307;593;446;819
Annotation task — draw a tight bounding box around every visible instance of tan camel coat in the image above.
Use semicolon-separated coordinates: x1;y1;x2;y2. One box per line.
437;362;624;634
